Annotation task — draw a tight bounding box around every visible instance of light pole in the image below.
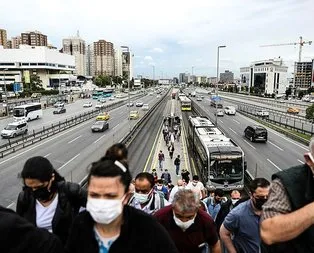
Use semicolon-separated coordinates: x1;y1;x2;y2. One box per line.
127;73;131;132
215;45;226;126
3;68;8;116
192;66;194;85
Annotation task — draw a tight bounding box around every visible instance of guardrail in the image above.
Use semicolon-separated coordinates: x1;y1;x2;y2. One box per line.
0;94;145;158
79;89;171;188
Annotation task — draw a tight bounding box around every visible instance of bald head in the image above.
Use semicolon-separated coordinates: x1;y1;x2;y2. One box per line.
177;179;183;186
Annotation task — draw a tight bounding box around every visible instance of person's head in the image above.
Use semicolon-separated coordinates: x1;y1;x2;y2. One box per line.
192;175;199;186
86;157;132;225
21;156;64;202
177;155;180;158
304;137;314;173
172;189;199;231
104;143;128;163
159;150;163;153
230;190;241;205
133;172;155;204
177;179;184;187
165;169;168;172
249;178;270;211
214;189;224;204
156;179;164;189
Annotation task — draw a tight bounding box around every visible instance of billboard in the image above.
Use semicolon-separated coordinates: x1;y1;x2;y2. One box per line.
24;70;30;84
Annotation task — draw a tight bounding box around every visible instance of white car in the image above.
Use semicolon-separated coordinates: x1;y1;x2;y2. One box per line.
54;101;65;108
142;104;149;111
95;103;105;109
109;97;115;101
256;109;269;117
196;96;202;101
136;102;144;107
83;102;93;107
215;109;224;117
224;106;236;115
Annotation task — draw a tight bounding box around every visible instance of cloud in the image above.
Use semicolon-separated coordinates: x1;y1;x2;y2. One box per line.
151;47;163;53
144;56;153;61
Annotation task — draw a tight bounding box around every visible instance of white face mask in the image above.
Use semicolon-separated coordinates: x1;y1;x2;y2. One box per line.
86;197;124;225
134;192;150;204
231;199;239;205
173;213;196;231
157;185;163;190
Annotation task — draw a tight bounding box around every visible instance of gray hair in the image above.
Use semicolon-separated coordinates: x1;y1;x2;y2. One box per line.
172;189;200;212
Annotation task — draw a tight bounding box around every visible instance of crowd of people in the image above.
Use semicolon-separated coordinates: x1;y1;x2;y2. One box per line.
2;139;314;253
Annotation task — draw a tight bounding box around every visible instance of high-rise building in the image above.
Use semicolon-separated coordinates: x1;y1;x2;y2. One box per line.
114;48;123;77
121;46;133;80
0;29;7;48
21;31;47;46
86;44;94;76
62;34;86;75
220;70;234;83
11;36;21;49
6;40;12;49
93;40;114;76
173;77;179;84
179;73;186;83
294;61;313;91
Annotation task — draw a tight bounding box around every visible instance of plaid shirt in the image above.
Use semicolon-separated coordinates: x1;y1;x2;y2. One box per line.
261;178;292;220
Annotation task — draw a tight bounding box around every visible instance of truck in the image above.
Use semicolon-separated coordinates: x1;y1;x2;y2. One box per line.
210;95;223;108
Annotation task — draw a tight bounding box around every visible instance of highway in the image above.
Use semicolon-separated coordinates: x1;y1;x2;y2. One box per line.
0;94;142;146
0;93;160;209
191;95;308;181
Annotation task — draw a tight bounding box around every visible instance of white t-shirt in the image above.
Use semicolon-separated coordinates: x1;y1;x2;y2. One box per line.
94;226;119;249
35;194;58;233
186;181;205;199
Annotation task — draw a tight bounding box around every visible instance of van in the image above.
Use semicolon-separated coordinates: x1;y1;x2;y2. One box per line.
244;125;267;142
224;106;236;115
1;120;28;138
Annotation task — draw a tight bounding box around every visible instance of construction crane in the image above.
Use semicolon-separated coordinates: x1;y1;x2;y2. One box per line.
260;36;312;62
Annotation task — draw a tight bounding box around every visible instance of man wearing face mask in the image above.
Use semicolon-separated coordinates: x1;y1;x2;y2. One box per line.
186;175;205;199
155;189;221;253
260;138;314;253
128;172;170;215
203;188;225;221
169;179;185;203
220;178;270;253
65;156;178;253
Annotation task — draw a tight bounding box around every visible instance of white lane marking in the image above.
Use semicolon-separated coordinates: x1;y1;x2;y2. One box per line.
57;153;80;171
219;120;224;124
6;202;14;209
229;127;238;135
267;159;282;171
79;175;88;185
268;141;284;151
246;170;254;179
94;134;107;144
44;153;51;158
233;119;240;124
298;159;305;164
238;113;308;151
244;140;256;149
68;135;82;144
112;123;120;130
0;120;92;165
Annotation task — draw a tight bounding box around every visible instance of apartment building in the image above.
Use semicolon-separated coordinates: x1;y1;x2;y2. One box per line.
0;29;7;48
93;40;114;76
21;31;47;47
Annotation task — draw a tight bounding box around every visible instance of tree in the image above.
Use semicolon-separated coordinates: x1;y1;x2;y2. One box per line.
298;90;304;99
306;104;314;122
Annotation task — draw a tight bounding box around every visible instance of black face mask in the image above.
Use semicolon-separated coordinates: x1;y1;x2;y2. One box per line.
253;198;268;210
32;181;57;202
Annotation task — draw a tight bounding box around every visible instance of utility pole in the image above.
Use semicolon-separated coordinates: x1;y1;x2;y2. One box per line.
3;68;8;116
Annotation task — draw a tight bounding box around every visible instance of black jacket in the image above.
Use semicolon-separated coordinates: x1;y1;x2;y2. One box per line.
215;199;232;234
65;205;179;253
0;206;63;253
16;181;87;245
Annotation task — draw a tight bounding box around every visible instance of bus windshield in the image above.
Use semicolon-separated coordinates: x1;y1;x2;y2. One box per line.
209;154;243;180
13;108;25;117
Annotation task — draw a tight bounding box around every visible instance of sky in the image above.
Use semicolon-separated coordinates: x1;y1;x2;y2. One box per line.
1;0;313;79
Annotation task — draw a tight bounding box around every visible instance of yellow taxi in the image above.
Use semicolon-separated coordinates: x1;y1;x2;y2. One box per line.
96;112;110;121
129;111;140;120
287;107;300;114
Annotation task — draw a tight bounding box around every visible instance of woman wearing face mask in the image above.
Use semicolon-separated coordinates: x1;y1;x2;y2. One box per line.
65;156;178;253
16;156;87;245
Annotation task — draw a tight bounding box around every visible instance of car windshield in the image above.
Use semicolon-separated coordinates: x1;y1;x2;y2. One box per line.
94;121;103;126
210;154;243;181
4;125;17;130
13;109;25;117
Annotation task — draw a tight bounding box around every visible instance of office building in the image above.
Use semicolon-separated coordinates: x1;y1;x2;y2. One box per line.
114;47;123;77
240;58;288;95
11;36;21;49
0;29;7;48
93;40;115;76
179;73;186;83
21;31;47;47
294;61;313;90
0;45;75;90
121;46;133;80
86;44;94;76
63;35;86;75
220;70;234;83
173;77;179;84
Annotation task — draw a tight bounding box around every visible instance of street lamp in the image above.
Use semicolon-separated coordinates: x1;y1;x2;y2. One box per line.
215;45;226;126
3;68;8;116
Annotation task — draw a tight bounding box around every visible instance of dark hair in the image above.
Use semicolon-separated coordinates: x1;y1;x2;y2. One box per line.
214;188;224;197
192;175;199;181
21;156;64;183
105;143;128;161
156;179;163;184
87;157;132;193
135;172;155;188
249;178;270;194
